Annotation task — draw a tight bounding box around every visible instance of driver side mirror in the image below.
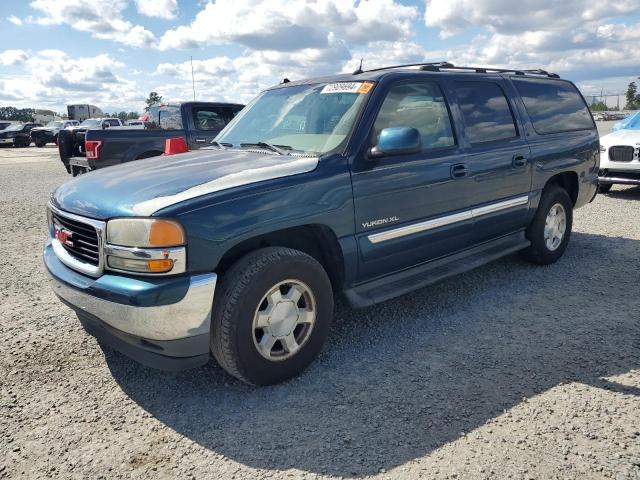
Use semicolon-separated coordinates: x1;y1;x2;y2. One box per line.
369;127;422;159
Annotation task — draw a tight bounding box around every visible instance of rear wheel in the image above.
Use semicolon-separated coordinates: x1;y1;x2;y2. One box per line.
35;140;46;148
598;183;613;194
211;247;334;386
521;185;573;265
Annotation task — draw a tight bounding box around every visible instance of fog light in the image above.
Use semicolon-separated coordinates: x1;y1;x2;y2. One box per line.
107;256;174;273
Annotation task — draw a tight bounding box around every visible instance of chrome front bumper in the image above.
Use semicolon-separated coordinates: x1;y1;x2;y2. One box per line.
49;271;217;341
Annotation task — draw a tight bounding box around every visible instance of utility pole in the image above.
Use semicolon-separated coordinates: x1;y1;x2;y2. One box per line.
191;56;196;101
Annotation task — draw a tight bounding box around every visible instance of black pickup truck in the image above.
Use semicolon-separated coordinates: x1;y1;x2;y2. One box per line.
58;101;244;175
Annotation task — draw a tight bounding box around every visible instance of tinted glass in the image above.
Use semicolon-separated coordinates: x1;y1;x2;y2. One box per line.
192;107;226;130
512;78;594;134
107;119;120;126
373;82;455;149
454;81;517;144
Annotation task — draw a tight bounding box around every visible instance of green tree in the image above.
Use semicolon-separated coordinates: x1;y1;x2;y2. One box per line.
126;111;139;120
590;101;608;111
0;106;35;122
144;92;163;112
625;82;639;110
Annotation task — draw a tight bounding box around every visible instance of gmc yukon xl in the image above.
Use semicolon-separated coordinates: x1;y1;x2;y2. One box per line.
44;63;599;385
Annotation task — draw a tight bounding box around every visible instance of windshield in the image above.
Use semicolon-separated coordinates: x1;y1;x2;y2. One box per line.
46;121;63;128
80;119;101;127
4;124;23;131
216;81;374;155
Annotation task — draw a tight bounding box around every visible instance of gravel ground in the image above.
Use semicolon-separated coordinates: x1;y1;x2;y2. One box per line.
1;135;639;479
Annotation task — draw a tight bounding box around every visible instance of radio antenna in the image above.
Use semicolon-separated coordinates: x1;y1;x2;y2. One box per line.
190;56;196;101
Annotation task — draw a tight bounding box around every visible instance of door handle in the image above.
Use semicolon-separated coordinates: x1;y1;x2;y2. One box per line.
512;154;528;167
451;163;469;179
195;138;206;144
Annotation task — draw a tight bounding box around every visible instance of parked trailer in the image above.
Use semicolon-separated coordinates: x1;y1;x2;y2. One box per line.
66;105;104;122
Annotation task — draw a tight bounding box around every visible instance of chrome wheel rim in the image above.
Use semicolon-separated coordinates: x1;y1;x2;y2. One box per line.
252;279;316;361
544;203;567;251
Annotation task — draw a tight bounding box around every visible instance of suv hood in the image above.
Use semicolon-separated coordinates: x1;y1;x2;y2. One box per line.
51;148;319;219
601;129;640;147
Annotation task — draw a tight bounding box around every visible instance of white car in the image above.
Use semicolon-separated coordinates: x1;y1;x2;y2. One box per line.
598;129;640;193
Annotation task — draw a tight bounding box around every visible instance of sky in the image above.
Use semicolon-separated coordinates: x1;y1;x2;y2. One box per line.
1;0;640;114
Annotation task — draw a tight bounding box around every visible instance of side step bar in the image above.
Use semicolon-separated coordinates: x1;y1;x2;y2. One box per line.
344;231;530;308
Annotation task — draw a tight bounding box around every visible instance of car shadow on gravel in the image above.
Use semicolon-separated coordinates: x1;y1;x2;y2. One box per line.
605;185;640;201
104;231;640;477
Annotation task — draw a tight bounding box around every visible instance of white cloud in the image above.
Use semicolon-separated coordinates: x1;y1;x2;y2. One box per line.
0;50;145;112
158;0;418;51
425;0;640;38
7;15;23;26
0;49;29;66
423;0;640;82
135;0;178;19
29;0;157;48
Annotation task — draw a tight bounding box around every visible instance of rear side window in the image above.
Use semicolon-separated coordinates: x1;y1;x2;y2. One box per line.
512;78;594;134
158;106;183;130
373;81;455;150
192;107;227;130
454;81;518;144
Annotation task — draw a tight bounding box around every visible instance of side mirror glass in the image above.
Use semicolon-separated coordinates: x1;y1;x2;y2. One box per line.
369;127;422;159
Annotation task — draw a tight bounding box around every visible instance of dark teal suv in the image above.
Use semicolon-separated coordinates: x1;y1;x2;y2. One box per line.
44;63;599;385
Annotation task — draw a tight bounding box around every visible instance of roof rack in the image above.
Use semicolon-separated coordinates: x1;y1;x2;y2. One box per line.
354;62;560;79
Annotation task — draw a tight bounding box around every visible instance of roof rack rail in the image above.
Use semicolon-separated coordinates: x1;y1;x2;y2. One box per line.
354;62;560;79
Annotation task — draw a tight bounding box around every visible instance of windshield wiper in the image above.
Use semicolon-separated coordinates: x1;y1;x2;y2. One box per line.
211;140;232;150
240;142;291;155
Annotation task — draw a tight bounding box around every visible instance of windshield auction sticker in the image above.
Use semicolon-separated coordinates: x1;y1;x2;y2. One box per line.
321;82;374;94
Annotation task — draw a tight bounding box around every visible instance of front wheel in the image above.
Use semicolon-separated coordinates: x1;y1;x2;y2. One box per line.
211;247;334;386
520;185;573;265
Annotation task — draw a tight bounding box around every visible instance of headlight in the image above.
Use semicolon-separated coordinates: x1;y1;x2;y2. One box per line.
105;218;186;275
107;218;185;247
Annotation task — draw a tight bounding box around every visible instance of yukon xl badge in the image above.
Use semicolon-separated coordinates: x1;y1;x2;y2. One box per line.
362;216;400;229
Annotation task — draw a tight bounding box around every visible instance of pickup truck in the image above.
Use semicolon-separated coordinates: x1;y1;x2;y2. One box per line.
30;120;80;147
0;123;42;147
58;102;244;176
44;63;599;386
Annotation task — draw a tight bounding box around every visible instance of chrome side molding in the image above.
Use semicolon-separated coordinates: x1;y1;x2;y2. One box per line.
368;195;529;244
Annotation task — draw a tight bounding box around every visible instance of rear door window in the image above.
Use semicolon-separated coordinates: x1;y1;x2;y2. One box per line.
373;81;456;150
192;107;227;131
453;81;518;144
512;78;594;134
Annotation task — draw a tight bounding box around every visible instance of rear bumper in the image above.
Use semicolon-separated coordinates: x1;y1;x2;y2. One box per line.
599;169;640;185
69;156;90;170
44;241;216;370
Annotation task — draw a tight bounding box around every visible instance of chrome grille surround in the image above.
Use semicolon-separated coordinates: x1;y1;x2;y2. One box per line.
48;203;106;278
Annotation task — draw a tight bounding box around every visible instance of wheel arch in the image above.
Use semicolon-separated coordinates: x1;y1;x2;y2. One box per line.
216;224;346;292
544;171;579;206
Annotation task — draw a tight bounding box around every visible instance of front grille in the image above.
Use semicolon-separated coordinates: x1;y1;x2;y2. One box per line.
609;146;635;162
51;211;100;266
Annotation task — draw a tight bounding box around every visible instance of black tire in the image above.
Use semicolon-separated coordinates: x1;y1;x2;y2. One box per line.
521;185;573;265
13;138;22;148
211;247;334;386
598;183;613;194
35;141;46;148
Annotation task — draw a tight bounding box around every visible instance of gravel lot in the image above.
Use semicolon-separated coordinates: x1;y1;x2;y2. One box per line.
1;127;639;479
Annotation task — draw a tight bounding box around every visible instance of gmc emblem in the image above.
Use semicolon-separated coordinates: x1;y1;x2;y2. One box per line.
54;225;74;247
